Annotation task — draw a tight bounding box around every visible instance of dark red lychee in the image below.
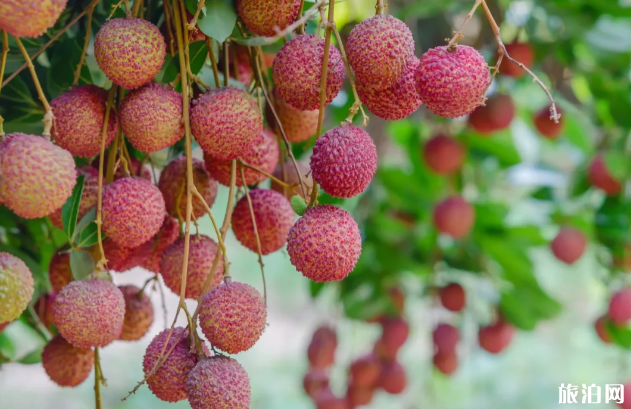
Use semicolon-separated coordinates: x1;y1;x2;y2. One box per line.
48;250;72;292
132;216;180;274
433;350;458;375
347;383;375;406
499;42;534;78
308;326;337;369
119;285;154;341
468;94;516;135
588;154;622;196
377;360;407;394
423;134;465;175
34;292;56;330
433;196;475;239
350;353;381;386
42;335;94;387
478;319;515;354
439;283;466;312
304;368;329;398
380;317;409;354
594;315;612;344
534;105;563;139
551;227;587;265
608;288;631;325
314;389;349;409
433;323;460;353
186;356;251;409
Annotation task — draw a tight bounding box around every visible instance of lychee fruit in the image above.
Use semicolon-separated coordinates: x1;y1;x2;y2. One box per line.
158;156;218;220
143;327;202;402
118;285;154;341
433;196;475;239
594;315;612;344
310;125;377;198
478;319;515;354
204;127;279;186
534;105;563;139
49;166;99;230
468;93;516;134
314;389;348;409
423;134;465;175
433;350;458;375
0;252;34;323
34;292;56;330
304;368;329;398
272;34;345;110
120;82;184;152
308;325;337;369
0;133;76;219
0;0;67;38
550;227;586;265
287;205;362;282
377;360;406;394
271;159;314;200
94;18;166;90
191;87;262;160
350;353;381;386
198;280;267;354
237;0;301;36
347;383;375;406
380;317;410;353
50;85;118;157
160;234;223;299
102;177;166;248
186;356;251;409
439;283;466;312
0;321;9;333
416;45;490;118
499;42;534;78
134;217;180;274
433;323;460;353
356;57;422;120
618;381;631;409
347;15;415;91
98;239;134;273
588;153;622;195
373;339;398;361
271;91;319;143
42;335;94;387
48;250;72;292
608;288;631;325
53;279;125;348
231;189;294;255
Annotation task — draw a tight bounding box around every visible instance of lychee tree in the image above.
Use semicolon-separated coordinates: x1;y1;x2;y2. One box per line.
0;0;630;408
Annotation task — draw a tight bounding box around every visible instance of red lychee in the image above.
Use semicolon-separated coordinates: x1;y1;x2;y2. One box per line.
119;285;154;341
272;34;345;110
423;134;465;175
594;315;612;344
186;356;251;409
272;91;319;143
550;227;586;265
380;317;410;354
191;87;262;160
48;250;72;292
499;42;534;78
608;288;631;325
0;252;34;323
50;85;118;157
287;205;362;282
416;45;490;118
534;105;563;139
377;360;406;394
99;239;134;273
433;349;458;375
478;319;515;354
433;323;460;353
347;383;375;406
588;153;622;196
237;0;301;37
350;353;381;386
307;326;338;369
94;18;166;90
271;160;314;200
310;125;377;198
468;93;516;135
34;292;56;330
120;82;184;152
618;382;631;409
134;217;180;274
439;283;466;312
0;0;67;38
0;321;9;333
42;335;94;387
433;196;475;239
198;280;267;354
49;166;99;230
314;389;349;409
304;368;330;398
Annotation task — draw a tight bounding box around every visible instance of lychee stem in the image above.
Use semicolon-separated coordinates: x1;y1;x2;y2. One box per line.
131;0;143;16
0;30;8;137
223;41;230;87
375;0;385;15
188;0;205;31
191;185;227;256
72;4;95;87
94;348;103;409
163;0;176;56
207;38;221;87
314;0;334;139
238;159;293;188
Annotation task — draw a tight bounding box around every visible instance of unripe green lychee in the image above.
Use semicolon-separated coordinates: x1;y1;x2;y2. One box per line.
49;166;99;230
433;323;459;353
350;353;380;386
102;177;166;248
0;252;34;323
42;335;94;387
50;85;118;157
158;156;218;219
287;205;362;282
271;160;314;200
160;234;224;299
0;0;67;38
119;285;154;341
134;217;180;274
0;133;76;219
588;154;622;195
439;283;466;312
423;134;465;175
48;250;72;292
433;196;475;239
272;91;320;142
347;383;375;406
594;315;612;344
478;319;515;354
468;93;515;135
232;189;295;255
120;83;184;152
347;15;415;91
308;325;337;369
34;291;56;330
272;34;345;110
534;105;563;139
377;360;406;394
53;279;125;348
416;45;490;118
499;42;534;78
191;87;262;160
551;227;586;265
94;18;166;90
608;288;631;325
310;125;377;198
198;281;267;354
237;0;301;36
186;356;251;409
433;350;458;375
143;327;202;402
304;368;329;398
204;127;279;186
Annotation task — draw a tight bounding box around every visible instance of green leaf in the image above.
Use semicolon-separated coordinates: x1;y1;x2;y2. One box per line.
47;36;93;95
61;174;85;241
462;129;521;167
0;75;44;125
500;290;538;331
75;208;102;248
310;281;325;297
0;333;16;361
69;250;95;280
605;321;631;349
160;41;208;83
604;151;630;181
18;347;43;364
196;0;237;42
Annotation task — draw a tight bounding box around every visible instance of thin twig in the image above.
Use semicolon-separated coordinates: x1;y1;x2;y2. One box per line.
132;0;143;16
207;38;221;87
223;40;230;87
238;159;292;188
189;0;206;30
191;185;226;255
0;31;8;136
163;0;176;56
314;0;334;138
73;4;95;86
375;0;384;14
94;348;103;409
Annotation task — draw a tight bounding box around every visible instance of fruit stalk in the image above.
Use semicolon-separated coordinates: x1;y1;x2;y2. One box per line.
206;38;221;87
188;0;205;30
375;0;384;15
72;4;96;86
131;0;143;16
239;159;292;188
314;0;334;139
94;348;103;409
0;30;8;136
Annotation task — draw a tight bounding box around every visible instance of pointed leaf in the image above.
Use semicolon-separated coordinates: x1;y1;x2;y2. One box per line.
196;0;237;42
61;174;85;241
69;250;95;280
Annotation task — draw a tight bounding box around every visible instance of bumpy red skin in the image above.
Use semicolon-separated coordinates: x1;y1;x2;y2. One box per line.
133;217;180;273
416;45;490;118
534;105;563;139
48;250;72;292
143;327;201;402
49;166;99;229
357;57;422;120
159;157;218;219
273;92;320;143
160;235;223;299
287;205;362;282
0;252;34;323
499;42;534;78
0;133;76;219
478;320;515;354
186;356;251;409
594;315;612;344
191;87;262;160
347;15;415;91
42;335;94;387
53;279;125;348
273;34;345;111
433;196;475;239
439;283;466;312
199;281;267;354
468;94;516;135
423;134;465;175
120;83;184;152
377;360;407;394
433;323;460;353
119;285;154;341
34;292;57;330
350;353;381;387
51;85;118;157
0;0;67;38
94;18;166;90
237;0;301;36
304;369;330;398
588;154;622;195
608;288;631;325
102;177;166;248
433;350;458;375
100;239;134;272
311;125;377;198
232;189;295;255
551;227;586;265
204;128;279;186
271;160;314;200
